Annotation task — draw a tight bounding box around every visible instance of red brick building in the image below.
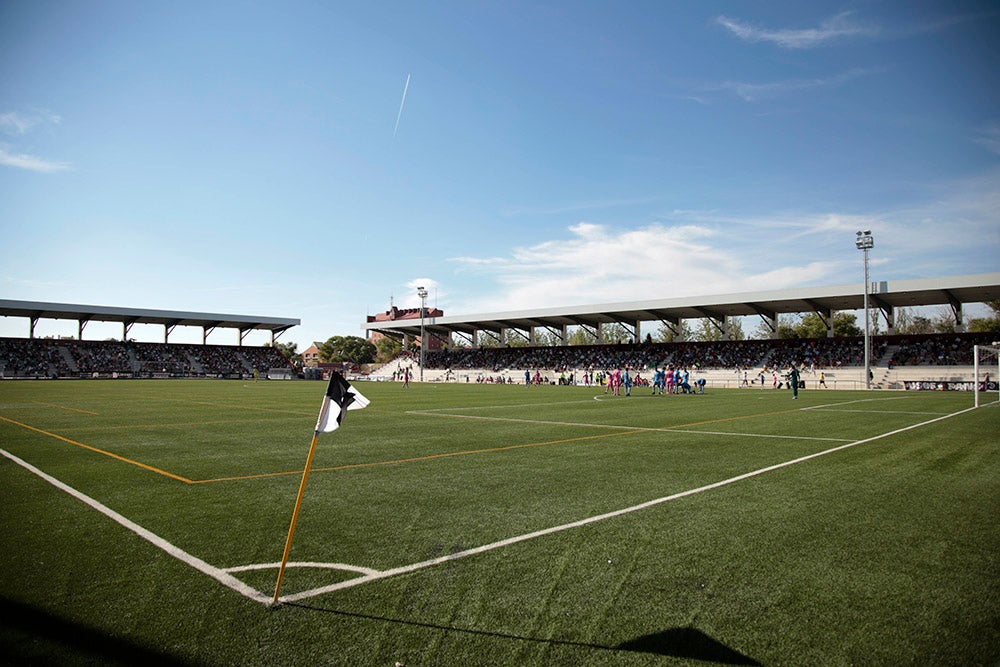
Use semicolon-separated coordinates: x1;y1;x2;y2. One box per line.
367;306;445;351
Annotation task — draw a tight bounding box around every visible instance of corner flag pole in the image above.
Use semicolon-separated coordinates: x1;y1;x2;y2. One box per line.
272;371;369;605
272;424;325;605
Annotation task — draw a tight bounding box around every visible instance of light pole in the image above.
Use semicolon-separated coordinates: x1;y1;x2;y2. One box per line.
855;230;874;390
417;286;428;382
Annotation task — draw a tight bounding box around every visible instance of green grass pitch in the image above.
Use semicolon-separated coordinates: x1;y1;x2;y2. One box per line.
1;379;998;665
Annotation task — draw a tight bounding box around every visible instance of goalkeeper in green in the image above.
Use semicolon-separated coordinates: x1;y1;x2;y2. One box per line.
788;365;801;399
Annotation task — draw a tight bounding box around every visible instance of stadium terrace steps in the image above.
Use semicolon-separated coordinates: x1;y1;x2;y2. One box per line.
362;363;982;390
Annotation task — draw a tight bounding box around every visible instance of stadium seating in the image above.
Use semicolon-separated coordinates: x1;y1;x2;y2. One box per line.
0;338;295;379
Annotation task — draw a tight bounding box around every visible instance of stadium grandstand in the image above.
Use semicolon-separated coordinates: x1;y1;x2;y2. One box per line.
364;273;1000;391
0;301;299;379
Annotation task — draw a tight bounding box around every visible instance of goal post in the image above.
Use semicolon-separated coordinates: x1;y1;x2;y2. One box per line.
974;344;1000;408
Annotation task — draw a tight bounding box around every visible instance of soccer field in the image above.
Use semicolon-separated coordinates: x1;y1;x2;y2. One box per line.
1;379;998;666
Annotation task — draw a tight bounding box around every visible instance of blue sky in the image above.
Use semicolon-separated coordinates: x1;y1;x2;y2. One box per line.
1;1;998;349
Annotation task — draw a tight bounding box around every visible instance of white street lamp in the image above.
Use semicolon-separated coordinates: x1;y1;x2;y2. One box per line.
417;286;428;382
855;230;874;390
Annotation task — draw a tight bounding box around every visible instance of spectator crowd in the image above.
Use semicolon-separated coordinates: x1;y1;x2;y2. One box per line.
0;338;294;379
1;332;992;380
423;333;992;376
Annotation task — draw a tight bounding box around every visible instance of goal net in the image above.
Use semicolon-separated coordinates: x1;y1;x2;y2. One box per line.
974;344;1000;407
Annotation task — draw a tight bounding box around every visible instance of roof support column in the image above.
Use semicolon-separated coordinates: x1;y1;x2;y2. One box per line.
78;318;89;341
805;300;834;338
870;295;895;334
693;308;726;341
759;314;777;339
452;331;474;348
945;291;965;332
658;317;682;341
748;304;777;340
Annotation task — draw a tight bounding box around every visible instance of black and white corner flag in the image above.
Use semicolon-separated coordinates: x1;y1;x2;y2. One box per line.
315;370;370;433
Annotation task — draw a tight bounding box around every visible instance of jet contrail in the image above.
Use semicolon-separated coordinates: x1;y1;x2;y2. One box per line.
393;73;410;138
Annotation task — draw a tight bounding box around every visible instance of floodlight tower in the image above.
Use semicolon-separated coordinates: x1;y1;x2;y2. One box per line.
417;285;428;382
855;230;874;390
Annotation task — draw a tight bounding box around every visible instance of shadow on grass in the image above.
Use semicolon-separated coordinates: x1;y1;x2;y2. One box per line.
617;627;761;664
0;597;193;666
286;602;759;664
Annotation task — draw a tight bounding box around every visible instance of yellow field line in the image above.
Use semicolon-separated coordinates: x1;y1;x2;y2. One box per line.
30;401;100;415
162;398;315;418
57;417;306;432
191;429;646;484
0;403;807;486
0;416;194;484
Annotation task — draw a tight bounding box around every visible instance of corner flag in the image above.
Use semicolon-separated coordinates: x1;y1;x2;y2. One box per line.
315;370;370;433
273;370;371;604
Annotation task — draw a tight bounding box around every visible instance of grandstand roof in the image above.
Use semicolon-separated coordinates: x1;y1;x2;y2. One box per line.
0;299;300;343
363;273;1000;342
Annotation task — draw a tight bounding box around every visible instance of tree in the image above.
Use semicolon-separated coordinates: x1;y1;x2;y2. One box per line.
532;329;563;346
268;341;301;365
476;331;504;348
691;317;744;341
776;315;799;339
654;320;691;342
727;317;746;341
502;330;531;347
695;318;724;342
752;314;793;340
895;308;935;335
791;312;863;338
599;323;631;344
796;313;829;339
320;336;376;365
968;300;1000;334
374;336;401;363
930;307;960;334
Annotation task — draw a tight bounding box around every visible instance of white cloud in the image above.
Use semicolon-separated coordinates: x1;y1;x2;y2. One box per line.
712;68;880;102
716;12;878;49
441;168;999;316
0;110;61;136
446;220;842;313
0;146;72;173
975;124;1000;156
0;110;70;173
401;278;442;309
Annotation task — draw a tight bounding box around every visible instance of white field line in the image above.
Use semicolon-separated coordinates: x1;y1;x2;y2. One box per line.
800;396;910;410
407;411;853;443
801;396;948;416
225;562;380;577
0;448;272;606
810;409;947;415
278;404;977;604
3;399;976;608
